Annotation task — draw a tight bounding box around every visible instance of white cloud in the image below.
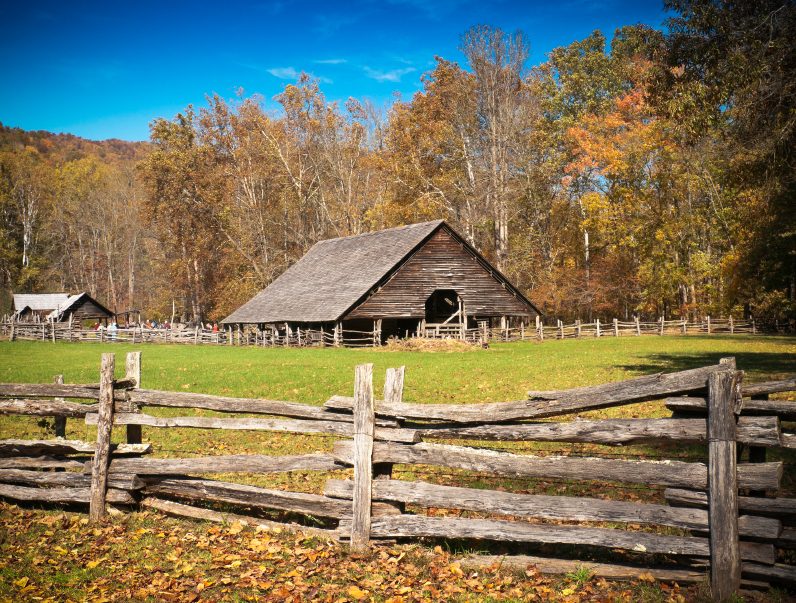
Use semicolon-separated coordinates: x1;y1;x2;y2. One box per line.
319;76;334;84
267;67;299;79
315;59;347;64
364;66;416;83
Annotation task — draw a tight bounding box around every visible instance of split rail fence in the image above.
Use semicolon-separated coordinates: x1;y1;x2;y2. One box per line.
0;315;762;348
1;353;796;599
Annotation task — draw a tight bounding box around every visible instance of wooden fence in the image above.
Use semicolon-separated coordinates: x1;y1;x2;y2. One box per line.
0;315;763;348
1;353;796;598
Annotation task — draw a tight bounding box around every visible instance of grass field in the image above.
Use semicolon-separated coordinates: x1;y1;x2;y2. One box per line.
1;335;796;602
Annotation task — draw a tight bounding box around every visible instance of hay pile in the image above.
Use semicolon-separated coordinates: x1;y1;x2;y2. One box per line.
379;337;484;352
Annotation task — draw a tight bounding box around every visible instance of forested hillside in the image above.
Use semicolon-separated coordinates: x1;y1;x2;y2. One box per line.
2;0;794;327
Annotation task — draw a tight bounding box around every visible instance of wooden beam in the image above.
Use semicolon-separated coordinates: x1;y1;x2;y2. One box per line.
142;478;399;519
742;378;796;398
85;413;419;443
0;483;135;504
667;396;796;420
0;456;86;470
0;469;144;490
0;439;152;457
324;479;781;539
339;516;774;563
665;489;796;524
0;383;126;401
332;441;781;490
325;364;728;422
459;554;705;584
0;399;137;417
128;389;397;425
87;453;344;475
413;416;779;447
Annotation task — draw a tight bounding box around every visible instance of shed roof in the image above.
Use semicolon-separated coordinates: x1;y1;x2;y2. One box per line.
13;293;71;313
222;220;445;324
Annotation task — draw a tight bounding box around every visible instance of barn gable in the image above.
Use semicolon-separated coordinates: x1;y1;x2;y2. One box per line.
47;293;113;321
345;227;536;319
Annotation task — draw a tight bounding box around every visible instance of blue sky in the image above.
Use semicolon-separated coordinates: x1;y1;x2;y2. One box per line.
0;0;667;142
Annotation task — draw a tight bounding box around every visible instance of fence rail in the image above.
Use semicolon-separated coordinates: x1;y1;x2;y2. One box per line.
1;353;796;597
0;315;768;349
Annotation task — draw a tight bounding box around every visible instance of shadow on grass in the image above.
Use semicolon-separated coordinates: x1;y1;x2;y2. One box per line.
618;338;796;379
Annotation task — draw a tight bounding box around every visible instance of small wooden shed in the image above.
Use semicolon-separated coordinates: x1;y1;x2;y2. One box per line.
12;293;71;321
12;292;114;323
222;220;541;341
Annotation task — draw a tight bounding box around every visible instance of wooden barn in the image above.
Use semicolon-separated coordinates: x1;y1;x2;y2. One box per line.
12;292;113;323
46;292;114;323
221;220;541;342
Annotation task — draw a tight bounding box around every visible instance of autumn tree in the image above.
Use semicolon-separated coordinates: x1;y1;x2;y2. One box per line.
138;110;223;323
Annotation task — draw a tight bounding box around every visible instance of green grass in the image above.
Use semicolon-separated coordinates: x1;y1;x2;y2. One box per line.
2;334;795;405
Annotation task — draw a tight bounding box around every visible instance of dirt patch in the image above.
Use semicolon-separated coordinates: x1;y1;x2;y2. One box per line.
378;337;484;353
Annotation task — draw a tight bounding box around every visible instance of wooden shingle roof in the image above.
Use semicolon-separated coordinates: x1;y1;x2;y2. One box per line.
222;220;445;324
13;293;70;313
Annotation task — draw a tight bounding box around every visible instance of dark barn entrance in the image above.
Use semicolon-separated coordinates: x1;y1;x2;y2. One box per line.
425;289;459;323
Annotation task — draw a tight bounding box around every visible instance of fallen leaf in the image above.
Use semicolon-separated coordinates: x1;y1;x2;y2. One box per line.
348;585;367;599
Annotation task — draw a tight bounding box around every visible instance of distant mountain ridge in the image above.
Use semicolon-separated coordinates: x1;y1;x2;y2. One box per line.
0;122;150;165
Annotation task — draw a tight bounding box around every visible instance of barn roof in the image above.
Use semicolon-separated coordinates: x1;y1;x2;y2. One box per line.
13;293;71;313
222;220;445;324
46;292;113;321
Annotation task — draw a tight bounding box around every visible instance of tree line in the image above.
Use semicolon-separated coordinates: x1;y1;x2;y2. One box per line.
2;0;794;327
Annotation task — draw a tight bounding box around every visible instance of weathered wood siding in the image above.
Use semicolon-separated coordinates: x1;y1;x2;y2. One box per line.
346;229;536;319
72;298;113;320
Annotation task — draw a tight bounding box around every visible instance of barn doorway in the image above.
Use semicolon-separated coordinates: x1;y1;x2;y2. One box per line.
425;289;460;323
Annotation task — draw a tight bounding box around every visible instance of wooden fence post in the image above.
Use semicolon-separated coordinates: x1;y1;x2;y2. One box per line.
729;316;734;334
51;318;56;343
707;315;711;334
683;319;687;334
351;363;374;553
558;320;563;340
89;353;116;522
751;316;756;335
660;316;665;336
194;326;199;345
125;351;142;445
374;367;405;512
9;315;14;342
576;319;581;339
539;318;544;341
596;319;601;338
53;375;66;438
635;316;640;336
613;318;618;337
707;361;742;600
